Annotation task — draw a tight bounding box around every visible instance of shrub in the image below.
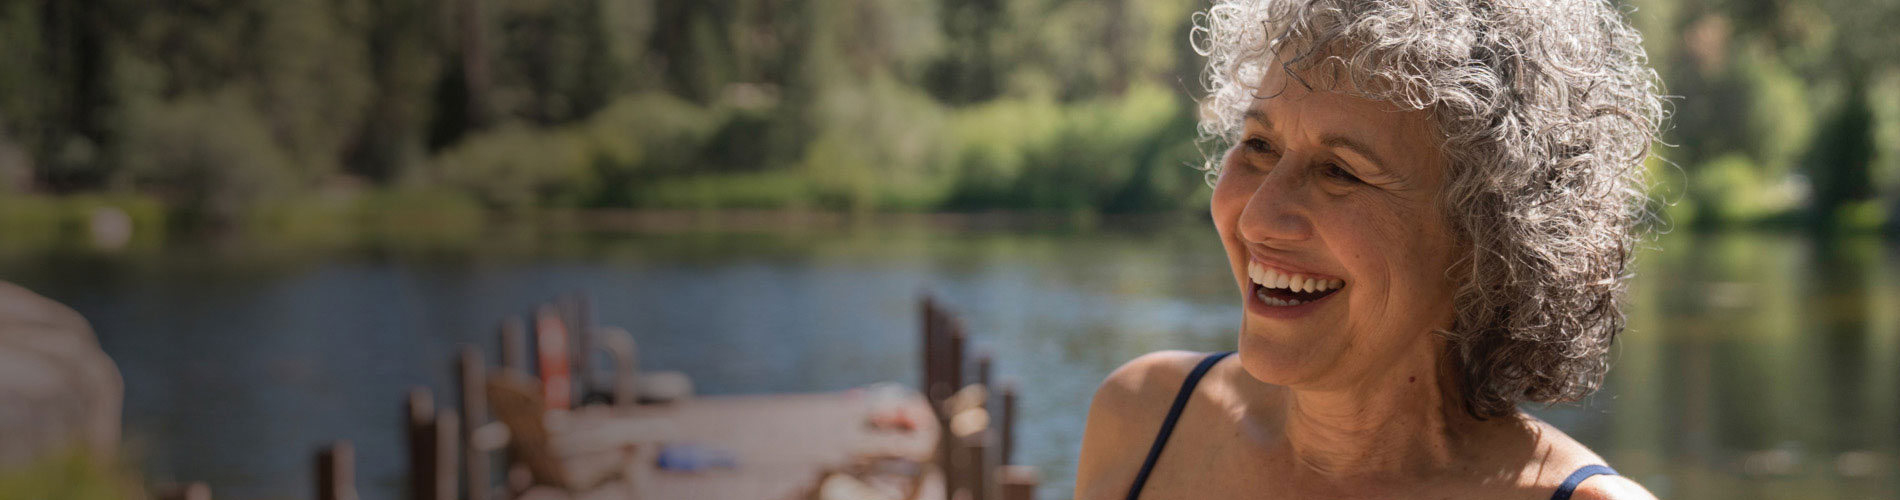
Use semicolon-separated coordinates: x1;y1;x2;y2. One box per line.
431;123;592;210
120;91;299;222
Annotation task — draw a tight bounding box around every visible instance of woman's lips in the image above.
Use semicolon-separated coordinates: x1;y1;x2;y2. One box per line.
1243;260;1345;322
1246;260;1344;302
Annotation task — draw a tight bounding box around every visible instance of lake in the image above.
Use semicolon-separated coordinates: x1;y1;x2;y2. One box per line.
3;213;1896;499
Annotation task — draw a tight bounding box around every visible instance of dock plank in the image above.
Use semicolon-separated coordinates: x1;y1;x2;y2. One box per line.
539;386;939;500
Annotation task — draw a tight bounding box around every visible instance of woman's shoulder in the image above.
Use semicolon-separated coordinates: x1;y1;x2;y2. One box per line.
1073;350;1226;499
1093;350;1219;407
1517;418;1659;500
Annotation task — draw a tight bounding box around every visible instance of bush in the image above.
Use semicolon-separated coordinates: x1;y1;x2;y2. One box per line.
602;92;725;174
432;123;593;210
121;91;299;222
940;82;1191;211
797;76;950;211
1687;153;1808;227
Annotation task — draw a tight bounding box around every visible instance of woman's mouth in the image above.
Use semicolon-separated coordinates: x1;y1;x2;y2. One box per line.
1247;261;1344;307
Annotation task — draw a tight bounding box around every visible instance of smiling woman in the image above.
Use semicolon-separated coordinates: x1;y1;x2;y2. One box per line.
1074;0;1665;499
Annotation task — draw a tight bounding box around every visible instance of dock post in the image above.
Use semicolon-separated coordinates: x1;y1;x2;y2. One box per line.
558;293;591;404
920;295;942;403
922;296;954;481
499;317;527;374
998;465;1039;500
405;388;439;500
954;432;991;500
999;380;1017;466
458;347;490;500
975;350;992;391
946;315;966;393
574;293;594;403
433;409;460;500
317;441;358;500
946;313;969;488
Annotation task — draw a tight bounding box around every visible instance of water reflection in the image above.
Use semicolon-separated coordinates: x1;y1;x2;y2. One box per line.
1;220;1894;499
1560;232;1900;499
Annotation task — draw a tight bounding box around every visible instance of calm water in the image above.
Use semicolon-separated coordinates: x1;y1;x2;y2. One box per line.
3;217;1897;499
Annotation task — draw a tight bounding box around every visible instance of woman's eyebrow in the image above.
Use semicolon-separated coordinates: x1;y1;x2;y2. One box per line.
1244;109;1390;171
1244;109;1271;128
1320;135;1390;171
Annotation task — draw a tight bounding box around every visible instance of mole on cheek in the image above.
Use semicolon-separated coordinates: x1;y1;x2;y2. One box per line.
1409;376;1416;383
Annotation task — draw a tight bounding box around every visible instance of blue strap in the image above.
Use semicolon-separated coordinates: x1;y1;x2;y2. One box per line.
1549;464;1618;500
1124;351;1236;500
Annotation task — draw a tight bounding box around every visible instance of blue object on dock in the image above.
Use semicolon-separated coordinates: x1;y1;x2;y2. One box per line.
656;443;738;472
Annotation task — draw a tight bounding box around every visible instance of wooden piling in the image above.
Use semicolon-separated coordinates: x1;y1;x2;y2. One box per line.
975;350;992;392
997;465;1039;500
946;315;966;395
557;293;585;402
458;347;490;500
946;312;969;487
496;316;527;483
1000;380;1018;466
406;388;439;500
953;432;991;500
921;296;948;481
316;441;358;500
432;409;460;500
499;316;527;374
405;388;459;500
920;295;943;403
572;293;594;401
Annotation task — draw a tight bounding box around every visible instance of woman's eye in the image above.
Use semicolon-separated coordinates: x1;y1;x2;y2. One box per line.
1243;138;1274;155
1322;163;1363;184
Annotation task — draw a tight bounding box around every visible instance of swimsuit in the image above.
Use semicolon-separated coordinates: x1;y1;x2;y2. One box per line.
1124;351;1620;500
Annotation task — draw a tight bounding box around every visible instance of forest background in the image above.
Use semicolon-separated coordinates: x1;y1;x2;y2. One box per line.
4;0;1900;245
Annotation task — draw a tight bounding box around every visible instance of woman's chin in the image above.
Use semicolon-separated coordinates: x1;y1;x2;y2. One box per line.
1234;331;1329;387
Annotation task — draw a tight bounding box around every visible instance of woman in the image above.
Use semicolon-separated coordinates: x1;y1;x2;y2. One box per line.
1076;0;1664;499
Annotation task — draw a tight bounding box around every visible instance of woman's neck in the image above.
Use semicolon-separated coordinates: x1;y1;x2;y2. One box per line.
1273;339;1492;483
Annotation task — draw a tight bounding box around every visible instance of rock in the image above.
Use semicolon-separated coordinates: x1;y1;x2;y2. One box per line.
0;281;123;468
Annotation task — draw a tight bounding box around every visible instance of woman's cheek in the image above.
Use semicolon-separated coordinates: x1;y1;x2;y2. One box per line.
1211;169;1249;213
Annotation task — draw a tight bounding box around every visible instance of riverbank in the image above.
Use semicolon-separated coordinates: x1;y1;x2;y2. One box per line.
0;191;1219;256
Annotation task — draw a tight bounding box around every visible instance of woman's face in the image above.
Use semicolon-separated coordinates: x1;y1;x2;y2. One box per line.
1212;66;1462;391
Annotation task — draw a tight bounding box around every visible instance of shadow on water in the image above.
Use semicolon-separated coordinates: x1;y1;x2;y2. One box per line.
1;218;1895;499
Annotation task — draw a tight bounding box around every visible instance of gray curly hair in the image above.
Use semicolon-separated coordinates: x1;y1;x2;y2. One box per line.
1192;0;1665;418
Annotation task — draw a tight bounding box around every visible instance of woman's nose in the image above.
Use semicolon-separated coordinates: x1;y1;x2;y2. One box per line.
1238;161;1315;244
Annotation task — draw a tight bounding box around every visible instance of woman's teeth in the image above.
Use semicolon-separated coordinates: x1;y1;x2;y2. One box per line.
1247;261;1344;293
1256;288;1304;306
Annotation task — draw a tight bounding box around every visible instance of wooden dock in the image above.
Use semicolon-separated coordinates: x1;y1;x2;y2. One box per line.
291;293;1038;500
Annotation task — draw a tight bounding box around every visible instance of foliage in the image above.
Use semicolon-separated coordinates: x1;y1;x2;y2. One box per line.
0;193;165;251
6;0;1900;232
0;447;135;500
119;90;300;222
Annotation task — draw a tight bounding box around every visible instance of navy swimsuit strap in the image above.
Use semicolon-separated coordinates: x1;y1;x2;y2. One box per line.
1549;464;1618;500
1124;350;1235;500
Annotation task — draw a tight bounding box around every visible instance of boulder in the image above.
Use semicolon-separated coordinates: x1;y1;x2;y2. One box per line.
0;281;122;467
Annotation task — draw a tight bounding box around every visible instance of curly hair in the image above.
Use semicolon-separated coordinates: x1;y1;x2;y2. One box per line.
1191;0;1665;418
